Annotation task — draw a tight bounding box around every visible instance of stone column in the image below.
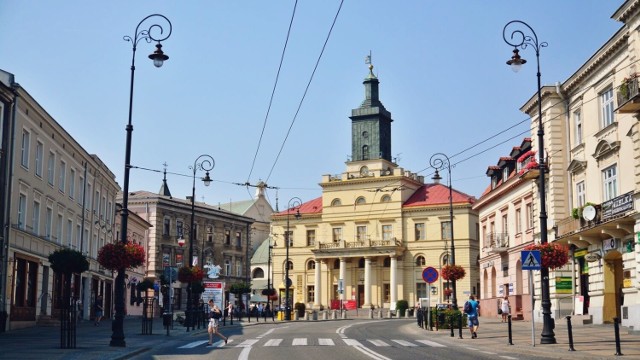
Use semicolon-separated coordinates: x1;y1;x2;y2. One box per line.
314;259;321;308
390;255;398;306
364;257;372;307
339;257;346;302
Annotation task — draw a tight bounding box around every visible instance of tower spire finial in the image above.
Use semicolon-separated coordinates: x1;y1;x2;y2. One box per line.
365;50;375;78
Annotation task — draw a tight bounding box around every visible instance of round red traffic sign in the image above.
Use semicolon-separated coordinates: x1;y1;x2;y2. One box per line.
422;266;438;284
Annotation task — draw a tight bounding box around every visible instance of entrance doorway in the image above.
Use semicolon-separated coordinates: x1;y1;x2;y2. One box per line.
603;250;622;323
357;285;364;307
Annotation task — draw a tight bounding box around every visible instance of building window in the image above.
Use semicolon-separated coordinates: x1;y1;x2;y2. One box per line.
515;208;522;234
576;181;585;208
56;214;63;244
491;176;497;190
574;110;582;145
502;167;509;182
77;176;84;205
163;218;170;236
32;201;40;236
13;258;38;308
58;161;66;193
93;190;99;214
600;87;615;128
501;214;508;234
47;152;55;185
236;231;242;247
332;227;342;242
66;219;73;246
331;198;341;206
285;231;293;247
356;196;366;205
45;207;53;239
415;255;425;266
602;165;617;201
306;229;315;246
307;286;315;303
236;258;242;276
35;141;43;177
225;259;231;275
414;223;425;241
86;183;91;211
382;225;393;240
225;229;231;245
526;203;533;230
286;260;293;271
17;194;27;230
381;195;391;203
416;283;427;299
356;225;367;241
441;221;451;240
362;145;369;160
383;257;391;267
383;284;390;303
307;260;315;270
69;168;75;200
21;129;30;168
106;202;112;223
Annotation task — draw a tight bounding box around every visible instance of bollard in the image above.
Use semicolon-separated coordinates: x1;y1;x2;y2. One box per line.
429;308;433;331
507;315;514;345
566;316;575;351
613;317;623;356
450;314;455;337
458;312;463;339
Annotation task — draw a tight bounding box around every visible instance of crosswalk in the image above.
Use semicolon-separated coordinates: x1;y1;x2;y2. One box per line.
232;338;446;348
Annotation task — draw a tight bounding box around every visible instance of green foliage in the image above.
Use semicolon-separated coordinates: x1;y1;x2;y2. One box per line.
571;208;580;219
48;248;89;274
396;300;409;316
229;281;252;295
430;308;466;329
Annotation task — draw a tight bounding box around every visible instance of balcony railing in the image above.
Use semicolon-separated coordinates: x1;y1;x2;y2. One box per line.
616;77;640;113
484;233;509;254
317;237;401;250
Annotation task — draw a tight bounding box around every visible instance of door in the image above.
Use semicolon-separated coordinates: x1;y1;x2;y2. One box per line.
358;285;364;307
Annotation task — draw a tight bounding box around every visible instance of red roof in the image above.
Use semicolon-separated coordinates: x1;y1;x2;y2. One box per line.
403;183;475;207
275;197;323;216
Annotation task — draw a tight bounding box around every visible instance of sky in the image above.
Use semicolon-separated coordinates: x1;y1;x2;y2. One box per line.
0;0;623;211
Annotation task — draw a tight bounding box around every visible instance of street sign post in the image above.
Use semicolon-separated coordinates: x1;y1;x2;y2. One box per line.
422;266;438;330
521;250;541;271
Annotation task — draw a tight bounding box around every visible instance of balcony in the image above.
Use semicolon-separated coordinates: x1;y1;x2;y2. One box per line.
484;233;509;254
616;77;640;113
313;237;404;258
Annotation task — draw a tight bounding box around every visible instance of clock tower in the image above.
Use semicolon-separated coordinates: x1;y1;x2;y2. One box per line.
350;62;393;163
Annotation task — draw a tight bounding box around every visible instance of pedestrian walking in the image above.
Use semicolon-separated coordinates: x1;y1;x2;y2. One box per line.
207;300;228;346
417;306;424;328
464;295;480;338
500;296;510;323
94;295;103;326
257;303;264;322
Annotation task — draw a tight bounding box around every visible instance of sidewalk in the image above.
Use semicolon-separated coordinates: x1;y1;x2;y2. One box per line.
412;315;640;359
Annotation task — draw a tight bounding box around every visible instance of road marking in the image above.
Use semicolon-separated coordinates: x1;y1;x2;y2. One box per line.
178;340;209;349
415;339;446;348
238;346;251;360
368;339;390;346
480;351;497;355
256;328;277;339
499;356;518;360
343;339;363;346
318;338;334;346
292;338;307;346
392;339;416;347
235;339;257;347
264;339;283;347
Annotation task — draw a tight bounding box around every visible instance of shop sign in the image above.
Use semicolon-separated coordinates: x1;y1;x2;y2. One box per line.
601;192;633;220
573;248;588;258
603;238;618;252
556;277;572;294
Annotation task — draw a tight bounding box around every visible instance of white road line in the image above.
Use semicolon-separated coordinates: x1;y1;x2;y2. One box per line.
238;346;251;360
292;338;307;346
392;339;417;347
264;339;283;347
480;351;497;355
318;338;334;346
343;339;363;346
256;328;277;339
367;339;390;347
343;338;392;360
499;356;518;360
415;339;446;348
178;340;209;349
236;339;257;347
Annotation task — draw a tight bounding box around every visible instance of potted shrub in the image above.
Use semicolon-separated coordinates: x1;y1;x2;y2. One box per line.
48;248;89;275
396;299;409;317
441;265;466;281
571;207;580;219
524;242;569;270
97;242;145;271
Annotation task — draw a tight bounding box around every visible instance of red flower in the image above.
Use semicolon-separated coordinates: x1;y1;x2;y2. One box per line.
443;288;453;297
524;243;569;270
97;242;146;271
441;265;466;281
178;266;204;283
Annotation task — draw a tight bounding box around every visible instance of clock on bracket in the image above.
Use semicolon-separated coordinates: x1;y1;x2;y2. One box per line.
360;166;369;177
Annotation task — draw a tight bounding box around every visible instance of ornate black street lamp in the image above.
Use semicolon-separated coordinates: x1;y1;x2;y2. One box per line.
503;20;555;344
113;14;171;347
285;197;301;320
430;153;457;310
186;154;214;331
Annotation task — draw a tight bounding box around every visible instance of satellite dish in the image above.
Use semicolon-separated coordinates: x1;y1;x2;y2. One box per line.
582;205;596;221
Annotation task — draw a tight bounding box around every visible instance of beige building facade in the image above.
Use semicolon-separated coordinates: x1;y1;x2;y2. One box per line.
270;66;479;311
0;70;120;331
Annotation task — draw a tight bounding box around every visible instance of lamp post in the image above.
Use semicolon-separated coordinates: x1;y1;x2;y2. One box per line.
267;236;275;317
285;197;301;320
186;154;214;332
503;20;555;344
113;14;171;347
430;153;457;310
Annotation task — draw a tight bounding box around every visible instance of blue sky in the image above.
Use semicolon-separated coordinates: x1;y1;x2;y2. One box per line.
0;1;622;209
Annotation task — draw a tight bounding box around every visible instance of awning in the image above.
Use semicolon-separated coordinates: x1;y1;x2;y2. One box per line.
250;293;268;303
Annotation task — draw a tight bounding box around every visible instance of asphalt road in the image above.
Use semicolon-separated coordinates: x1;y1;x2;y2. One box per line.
129;319;558;360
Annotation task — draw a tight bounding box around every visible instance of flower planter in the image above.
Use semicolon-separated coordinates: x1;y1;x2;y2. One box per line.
178;266;204;283
441;265;466;281
524;243;569;270
98;242;145;271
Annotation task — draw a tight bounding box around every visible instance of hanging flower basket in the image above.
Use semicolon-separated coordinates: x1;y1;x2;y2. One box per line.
48;248;89;274
443;288;453;297
178;266;204;283
441;265;466;281
97;242;145;271
136;278;155;292
524;243;569;270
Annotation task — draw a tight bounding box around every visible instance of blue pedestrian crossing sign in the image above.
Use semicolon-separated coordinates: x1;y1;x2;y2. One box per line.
521;250;541;270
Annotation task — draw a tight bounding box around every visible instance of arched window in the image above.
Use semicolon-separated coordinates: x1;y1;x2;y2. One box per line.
331;198;342;206
307;260;316;270
383;257;391;267
442;254;449;266
334;259;340;269
284;260;293;271
356;196;366;205
381;195;391;203
415;256;426;266
252;268;264;279
362;145;369;160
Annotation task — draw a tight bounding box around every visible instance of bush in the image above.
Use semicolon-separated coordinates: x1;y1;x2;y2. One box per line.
396;300;409;317
294;302;306;317
431;308;466;329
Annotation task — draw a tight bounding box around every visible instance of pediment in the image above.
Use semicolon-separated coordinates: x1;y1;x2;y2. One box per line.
566;159;587;174
592;140;620;161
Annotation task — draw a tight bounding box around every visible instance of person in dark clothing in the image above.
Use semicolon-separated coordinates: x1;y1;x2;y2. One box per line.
417;306;424;328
